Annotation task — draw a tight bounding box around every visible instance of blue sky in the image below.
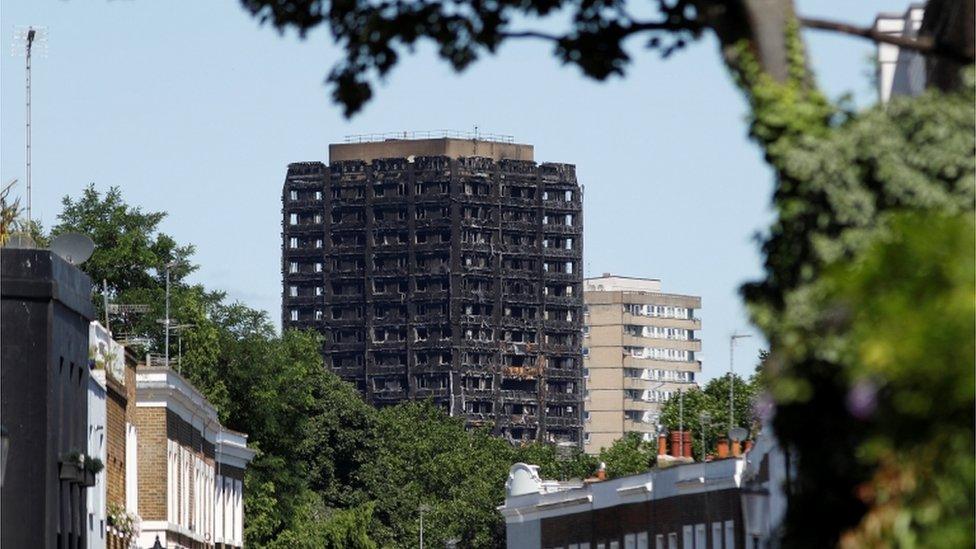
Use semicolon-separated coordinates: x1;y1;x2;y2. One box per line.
1;0;910;380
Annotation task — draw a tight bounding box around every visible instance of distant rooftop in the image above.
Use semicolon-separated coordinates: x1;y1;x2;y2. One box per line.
330;130;533;163
584;273;663;293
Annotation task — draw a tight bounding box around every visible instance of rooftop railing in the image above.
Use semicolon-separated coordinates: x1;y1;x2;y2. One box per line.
342;129;516;144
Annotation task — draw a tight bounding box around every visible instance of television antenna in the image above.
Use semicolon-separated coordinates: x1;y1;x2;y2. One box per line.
11;26;47;228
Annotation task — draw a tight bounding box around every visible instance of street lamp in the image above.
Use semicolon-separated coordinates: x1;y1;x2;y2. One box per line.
729;333;753;431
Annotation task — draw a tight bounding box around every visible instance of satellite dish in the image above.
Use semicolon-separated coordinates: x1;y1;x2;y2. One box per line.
50;232;95;265
729;427;749;442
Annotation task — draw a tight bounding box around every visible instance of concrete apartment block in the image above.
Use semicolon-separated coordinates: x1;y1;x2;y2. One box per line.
583;275;702;454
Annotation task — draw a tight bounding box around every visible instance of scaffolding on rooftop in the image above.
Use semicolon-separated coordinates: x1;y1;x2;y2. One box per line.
343;129;516;144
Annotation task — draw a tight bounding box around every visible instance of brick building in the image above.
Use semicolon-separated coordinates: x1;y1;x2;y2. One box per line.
135;361;255;549
499;433;788;549
281;133;585;445
89;321;141;548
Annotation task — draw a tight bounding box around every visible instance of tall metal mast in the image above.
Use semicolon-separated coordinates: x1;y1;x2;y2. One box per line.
13;26;46;228
26;28;34;227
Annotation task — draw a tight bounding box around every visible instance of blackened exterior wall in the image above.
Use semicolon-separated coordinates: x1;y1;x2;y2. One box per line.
1;249;96;549
282;150;584;445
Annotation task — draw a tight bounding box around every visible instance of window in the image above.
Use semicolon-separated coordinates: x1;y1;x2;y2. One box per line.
582;347;589;356
625;536;637;549
289;261;298;273
637;533;648;549
682;526;693;549
584;411;591;421
289;190;298;200
289;237;299;248
711;523;722;549
290;309;298;321
315;238;323;248
289;285;298;297
655;535;665;549
695;525;706;549
723;521;735;549
584;432;591;443
315;286;323;296
289;213;298;225
314;262;323;272
315;191;322;200
668;533;678;549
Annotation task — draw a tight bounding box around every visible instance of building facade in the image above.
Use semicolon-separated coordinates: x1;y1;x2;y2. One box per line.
89;321;141;548
874;4;927;103
281;135;585;445
1;248;96;549
135;362;255;549
499;433;788;549
583;275;701;454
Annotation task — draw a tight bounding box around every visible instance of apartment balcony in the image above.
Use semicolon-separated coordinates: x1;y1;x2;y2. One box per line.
622;357;702;371
623;420;658;433
623;377;663;391
540;224;580;234
414;387;451;399
543;271;580;282
621;335;702;352
621;313;702;330
541;199;582;212
542;247;579;259
285;224;325;236
546;416;581;428
546;392;582;403
623;398;660;412
286;199;324;210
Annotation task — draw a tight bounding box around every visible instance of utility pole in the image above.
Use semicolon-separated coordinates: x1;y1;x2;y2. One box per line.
729;333;753;431
419;504;430;549
164;261;179;367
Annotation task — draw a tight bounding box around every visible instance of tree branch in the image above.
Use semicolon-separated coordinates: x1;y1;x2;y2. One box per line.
799;15;975;64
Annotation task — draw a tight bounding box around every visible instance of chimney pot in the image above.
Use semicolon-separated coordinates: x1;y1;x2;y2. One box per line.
596;462;607;481
731;439;742;457
669;431;682;458
717;438;730;459
681;431;693;459
657;433;668;457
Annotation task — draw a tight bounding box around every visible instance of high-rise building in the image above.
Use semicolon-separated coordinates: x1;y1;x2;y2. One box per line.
281;133;584;446
582;274;701;454
875;4;927;103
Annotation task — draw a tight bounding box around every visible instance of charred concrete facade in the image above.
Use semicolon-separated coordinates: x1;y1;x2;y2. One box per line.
281;138;584;445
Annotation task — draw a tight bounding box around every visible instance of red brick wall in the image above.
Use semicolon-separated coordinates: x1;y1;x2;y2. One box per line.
135;407;168;521
105;380;127;506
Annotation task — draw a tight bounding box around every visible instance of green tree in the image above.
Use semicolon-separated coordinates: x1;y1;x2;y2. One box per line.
357;401;515;547
595;433;656;478
657;372;760;460
267;492;378;549
237;0;972;117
